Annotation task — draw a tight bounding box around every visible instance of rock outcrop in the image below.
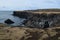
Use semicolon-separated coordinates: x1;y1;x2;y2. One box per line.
22;14;60;28
13;11;33;19
4;19;14;24
13;9;60;28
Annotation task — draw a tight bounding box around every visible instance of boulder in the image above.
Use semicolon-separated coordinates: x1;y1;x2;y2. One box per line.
4;19;14;24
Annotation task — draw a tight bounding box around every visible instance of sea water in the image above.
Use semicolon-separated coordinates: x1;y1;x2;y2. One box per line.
0;11;25;26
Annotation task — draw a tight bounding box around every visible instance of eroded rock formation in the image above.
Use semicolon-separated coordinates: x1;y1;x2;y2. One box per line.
13;10;60;28
5;19;14;24
13;11;33;19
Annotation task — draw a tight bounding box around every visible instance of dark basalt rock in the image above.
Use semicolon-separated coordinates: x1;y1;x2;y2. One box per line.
13;11;33;19
13;11;60;28
4;19;14;24
44;21;49;28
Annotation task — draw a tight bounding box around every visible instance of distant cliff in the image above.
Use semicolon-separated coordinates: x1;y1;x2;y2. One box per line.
13;9;60;28
25;9;60;12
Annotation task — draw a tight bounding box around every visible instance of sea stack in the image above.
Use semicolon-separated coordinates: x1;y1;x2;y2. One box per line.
4;19;14;24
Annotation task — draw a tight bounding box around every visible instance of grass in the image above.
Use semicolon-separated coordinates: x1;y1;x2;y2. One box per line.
0;24;60;40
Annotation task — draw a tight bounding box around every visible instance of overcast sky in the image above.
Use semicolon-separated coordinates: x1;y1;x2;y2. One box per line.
0;0;60;11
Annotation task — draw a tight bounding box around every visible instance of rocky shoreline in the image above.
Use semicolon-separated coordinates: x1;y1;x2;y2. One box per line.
0;9;60;40
13;10;60;28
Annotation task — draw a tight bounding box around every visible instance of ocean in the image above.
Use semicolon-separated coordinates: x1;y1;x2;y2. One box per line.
0;11;25;26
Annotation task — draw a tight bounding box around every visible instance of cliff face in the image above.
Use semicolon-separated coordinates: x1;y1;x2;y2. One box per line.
13;10;60;28
23;14;60;28
13;11;33;19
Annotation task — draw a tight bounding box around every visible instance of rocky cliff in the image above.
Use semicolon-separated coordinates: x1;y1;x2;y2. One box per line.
13;9;60;28
0;9;60;40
